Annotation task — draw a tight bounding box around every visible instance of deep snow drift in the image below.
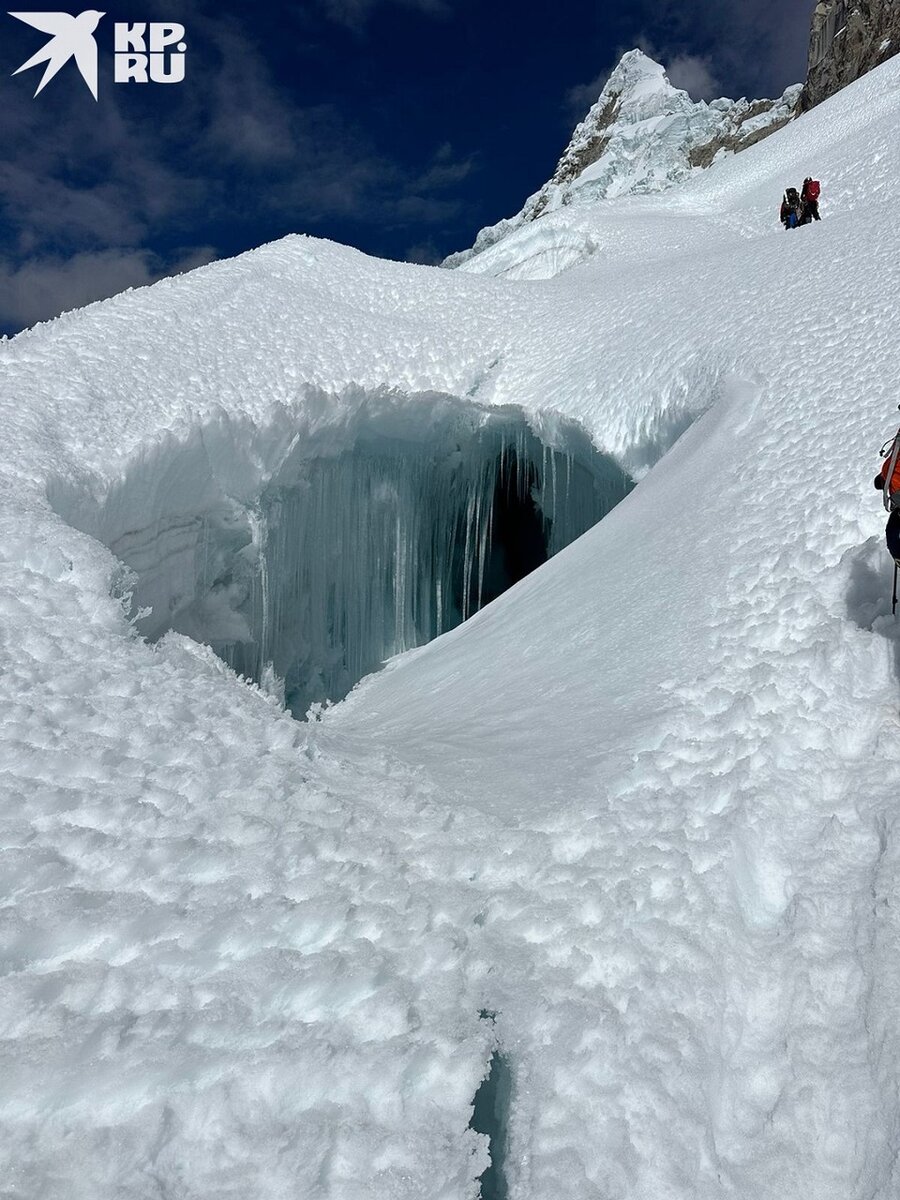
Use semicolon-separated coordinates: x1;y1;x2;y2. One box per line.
3;50;900;1200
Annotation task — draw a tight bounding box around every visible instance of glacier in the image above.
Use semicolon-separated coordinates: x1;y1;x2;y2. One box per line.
2;44;900;1200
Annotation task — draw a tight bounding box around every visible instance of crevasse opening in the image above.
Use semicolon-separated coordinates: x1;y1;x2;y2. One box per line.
49;390;632;718
470;1052;512;1200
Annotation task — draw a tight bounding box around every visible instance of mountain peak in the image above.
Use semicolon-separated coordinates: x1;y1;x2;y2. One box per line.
603;48;672;97
445;52;801;274
551;51;694;193
574;50;684;135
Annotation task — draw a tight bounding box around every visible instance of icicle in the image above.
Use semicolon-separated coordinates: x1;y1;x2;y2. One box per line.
462;486;477;622
549;446;559;553
246;504;271;681
259;662;285;707
480;465;495;612
473;459;486;613
565;451;573;548
394;509;406;650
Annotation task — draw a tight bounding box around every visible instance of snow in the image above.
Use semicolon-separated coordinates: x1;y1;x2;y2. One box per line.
3;47;900;1200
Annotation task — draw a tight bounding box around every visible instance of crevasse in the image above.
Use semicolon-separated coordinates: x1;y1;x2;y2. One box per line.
49;390;632;717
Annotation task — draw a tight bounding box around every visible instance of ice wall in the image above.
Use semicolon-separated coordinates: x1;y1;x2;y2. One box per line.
49;389;632;717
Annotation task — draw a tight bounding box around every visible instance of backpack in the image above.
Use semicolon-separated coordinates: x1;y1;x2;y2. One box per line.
882;430;900;511
785;187;800;208
806;179;820;200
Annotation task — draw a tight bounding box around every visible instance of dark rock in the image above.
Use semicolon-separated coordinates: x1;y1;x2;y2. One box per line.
801;0;900;110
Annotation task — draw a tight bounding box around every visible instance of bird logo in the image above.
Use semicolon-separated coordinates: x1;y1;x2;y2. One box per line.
9;10;106;100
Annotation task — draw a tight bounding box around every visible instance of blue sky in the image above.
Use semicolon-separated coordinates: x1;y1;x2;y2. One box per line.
0;0;815;333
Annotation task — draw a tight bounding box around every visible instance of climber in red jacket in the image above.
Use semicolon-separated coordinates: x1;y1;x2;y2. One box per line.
800;177;821;223
875;428;900;562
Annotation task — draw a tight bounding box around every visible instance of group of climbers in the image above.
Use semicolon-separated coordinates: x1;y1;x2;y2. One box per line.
779;178;821;229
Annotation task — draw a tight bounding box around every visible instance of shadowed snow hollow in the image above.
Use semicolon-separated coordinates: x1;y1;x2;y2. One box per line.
49;389;632;716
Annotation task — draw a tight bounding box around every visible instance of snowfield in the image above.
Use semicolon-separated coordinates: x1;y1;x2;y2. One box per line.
3;51;900;1200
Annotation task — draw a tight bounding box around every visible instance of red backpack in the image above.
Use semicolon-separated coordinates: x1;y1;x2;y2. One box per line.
806;179;820;200
881;429;900;511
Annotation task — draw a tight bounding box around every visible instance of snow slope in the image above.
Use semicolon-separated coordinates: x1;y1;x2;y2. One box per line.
3;51;900;1200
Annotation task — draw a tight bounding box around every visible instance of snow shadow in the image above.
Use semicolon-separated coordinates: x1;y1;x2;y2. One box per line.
844;535;900;679
49;387;633;718
624;406;701;478
620;373;760;481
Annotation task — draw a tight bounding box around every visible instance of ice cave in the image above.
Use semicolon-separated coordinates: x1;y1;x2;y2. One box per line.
50;391;633;718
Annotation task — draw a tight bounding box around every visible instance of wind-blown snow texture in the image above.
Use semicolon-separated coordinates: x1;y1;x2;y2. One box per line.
3;51;900;1200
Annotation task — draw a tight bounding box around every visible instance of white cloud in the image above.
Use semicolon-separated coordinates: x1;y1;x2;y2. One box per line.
565;72;611;118
414;143;474;190
203;23;297;163
0;246;217;329
666;53;720;100
404;239;442;264
634;0;814;96
0;11;475;333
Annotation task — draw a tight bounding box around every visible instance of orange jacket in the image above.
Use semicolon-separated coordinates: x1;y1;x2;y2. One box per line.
879;435;900;493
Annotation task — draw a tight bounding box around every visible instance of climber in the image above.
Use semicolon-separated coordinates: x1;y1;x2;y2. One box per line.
874;423;900;610
780;187;801;229
800;176;821;223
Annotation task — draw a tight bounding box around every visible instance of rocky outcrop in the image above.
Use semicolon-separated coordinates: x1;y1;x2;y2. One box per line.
688;101;796;168
802;0;900;110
